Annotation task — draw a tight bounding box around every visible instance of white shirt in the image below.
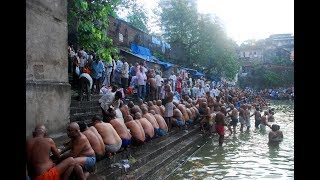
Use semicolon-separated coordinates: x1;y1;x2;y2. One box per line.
169;75;177;82
79;73;93;89
155;75;163;87
136;71;147;85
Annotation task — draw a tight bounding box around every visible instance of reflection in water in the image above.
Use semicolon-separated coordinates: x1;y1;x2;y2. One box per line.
168;100;294;180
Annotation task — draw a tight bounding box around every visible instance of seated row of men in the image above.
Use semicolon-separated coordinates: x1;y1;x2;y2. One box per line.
26;98;204;180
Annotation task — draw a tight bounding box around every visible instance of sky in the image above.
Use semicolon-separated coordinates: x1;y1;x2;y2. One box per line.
132;0;294;45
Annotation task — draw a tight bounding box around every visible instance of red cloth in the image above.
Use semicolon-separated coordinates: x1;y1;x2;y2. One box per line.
215;125;225;136
34;167;60;180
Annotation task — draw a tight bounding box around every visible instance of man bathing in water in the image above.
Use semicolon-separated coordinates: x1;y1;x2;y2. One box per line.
268;124;283;143
227;104;238;134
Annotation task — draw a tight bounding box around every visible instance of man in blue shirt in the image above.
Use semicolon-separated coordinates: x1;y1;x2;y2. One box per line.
91;57;105;94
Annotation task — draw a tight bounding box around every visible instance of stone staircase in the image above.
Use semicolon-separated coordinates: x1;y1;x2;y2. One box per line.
70;94;102;122
87;124;205;180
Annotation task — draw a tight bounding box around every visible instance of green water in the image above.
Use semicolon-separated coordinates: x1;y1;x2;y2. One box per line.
168;100;294;180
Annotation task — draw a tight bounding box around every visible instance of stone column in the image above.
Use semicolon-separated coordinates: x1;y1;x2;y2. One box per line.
26;0;70;137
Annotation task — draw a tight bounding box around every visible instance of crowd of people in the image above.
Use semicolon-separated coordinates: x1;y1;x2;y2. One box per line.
25;45;285;180
26;80;284;180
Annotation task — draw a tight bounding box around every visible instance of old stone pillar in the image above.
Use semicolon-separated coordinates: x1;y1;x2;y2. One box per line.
26;0;70;137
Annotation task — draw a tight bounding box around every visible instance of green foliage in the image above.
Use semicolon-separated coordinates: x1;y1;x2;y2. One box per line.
238;63;294;89
159;0;239;80
68;0;123;62
126;0;149;32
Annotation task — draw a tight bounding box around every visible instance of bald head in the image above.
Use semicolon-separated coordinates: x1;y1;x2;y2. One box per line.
141;106;149;114
149;110;156;115
137;98;143;105
33;124;47;137
125;115;134;122
156;100;162;106
128;101;134;108
69;122;80;131
147;101;154;106
135;112;142;119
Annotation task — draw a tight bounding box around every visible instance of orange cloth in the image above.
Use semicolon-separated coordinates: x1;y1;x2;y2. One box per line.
34;167;60;180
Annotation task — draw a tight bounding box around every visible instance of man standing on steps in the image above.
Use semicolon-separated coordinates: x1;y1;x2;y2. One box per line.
169;71;177;92
26;125;76;180
163;84;174;132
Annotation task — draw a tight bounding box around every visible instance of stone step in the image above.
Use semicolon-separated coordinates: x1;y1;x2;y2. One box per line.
70;112;102;122
124;132;204;180
148;138;208;180
70;106;102;115
70;100;100;108
87;125;200;179
71;94;102;101
89;126;183;178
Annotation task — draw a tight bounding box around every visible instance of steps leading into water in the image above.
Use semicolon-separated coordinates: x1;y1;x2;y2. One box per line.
87;124;204;180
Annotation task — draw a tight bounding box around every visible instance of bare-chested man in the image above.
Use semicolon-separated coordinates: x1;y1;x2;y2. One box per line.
60;122;96;179
156;100;165;117
199;102;213;132
148;101;160;114
137;98;148;110
252;107;262;129
128;101;142;117
141;106;161;136
26;125;75;180
268;109;275;122
227;104;239;134
244;104;251;130
125;115;146;145
135;112;155;141
215;112;227;146
172;105;186;129
260;111;271;131
163;84;174;131
120;101;130;121
206;91;215;113
106;109;132;149
268;124;283;143
239;105;246;132
149;110;168;136
185;103;195;120
77;121;106;161
148;76;157;101
91;115;122;155
176;103;193;125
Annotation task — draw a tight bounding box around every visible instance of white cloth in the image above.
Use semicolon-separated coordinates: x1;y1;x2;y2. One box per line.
79;73;93;89
99;92;115;111
136;71;147;85
155;75;163;87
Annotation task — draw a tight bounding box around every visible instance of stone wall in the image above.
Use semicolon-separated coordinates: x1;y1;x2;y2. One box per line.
26;0;70;137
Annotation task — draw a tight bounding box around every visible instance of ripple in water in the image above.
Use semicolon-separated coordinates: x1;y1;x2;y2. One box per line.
168;100;294;180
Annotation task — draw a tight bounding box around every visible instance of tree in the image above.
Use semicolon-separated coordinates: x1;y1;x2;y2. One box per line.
158;0;239;80
126;0;149;32
68;0;123;62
